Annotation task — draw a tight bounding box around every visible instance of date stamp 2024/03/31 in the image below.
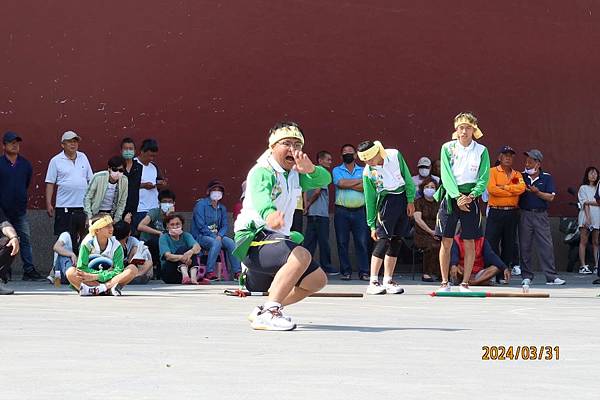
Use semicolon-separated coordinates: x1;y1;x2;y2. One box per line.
482;346;560;361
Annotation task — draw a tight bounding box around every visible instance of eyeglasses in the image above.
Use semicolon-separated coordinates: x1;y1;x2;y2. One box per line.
110;167;125;173
278;141;303;150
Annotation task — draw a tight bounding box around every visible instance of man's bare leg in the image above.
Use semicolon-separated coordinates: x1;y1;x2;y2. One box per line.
383;255;398;277
439;238;453;283
280;269;327;306
267;247;312;303
461;239;475;286
369;255;384;278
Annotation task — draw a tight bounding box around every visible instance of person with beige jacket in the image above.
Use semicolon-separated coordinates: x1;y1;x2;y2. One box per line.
84;156;129;222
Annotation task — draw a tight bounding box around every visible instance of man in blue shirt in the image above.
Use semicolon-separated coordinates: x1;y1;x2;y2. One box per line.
191;179;241;280
518;149;565;286
0;132;43;281
332;144;370;280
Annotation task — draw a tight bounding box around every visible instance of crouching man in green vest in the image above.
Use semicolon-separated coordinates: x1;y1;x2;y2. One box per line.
233;121;332;331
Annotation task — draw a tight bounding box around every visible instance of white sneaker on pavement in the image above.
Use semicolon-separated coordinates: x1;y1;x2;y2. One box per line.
436;282;451;292
383;280;404;294
521;278;531;286
248;305;291;322
459;283;472;292
250;306;296;331
579;265;593;274
79;283;101;296
366;280;386;295
546;278;566;285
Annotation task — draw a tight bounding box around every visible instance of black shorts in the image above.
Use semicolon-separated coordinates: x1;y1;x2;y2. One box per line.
54;207;84;236
243;232;321;292
375;193;409;239
435;197;482;240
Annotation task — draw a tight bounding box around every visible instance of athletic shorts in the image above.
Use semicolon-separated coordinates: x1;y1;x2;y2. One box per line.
243;232;321;292
375;192;409;239
435;197;482;240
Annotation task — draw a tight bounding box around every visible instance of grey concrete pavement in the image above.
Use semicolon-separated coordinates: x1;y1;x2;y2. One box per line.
1;276;599;399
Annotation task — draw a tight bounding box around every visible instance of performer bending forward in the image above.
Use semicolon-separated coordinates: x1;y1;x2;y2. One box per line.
234;121;332;331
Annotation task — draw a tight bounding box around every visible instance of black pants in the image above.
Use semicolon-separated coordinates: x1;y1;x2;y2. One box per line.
54;207;84;236
0;236;17;283
485;208;519;281
291;209;304;233
160;245;200;284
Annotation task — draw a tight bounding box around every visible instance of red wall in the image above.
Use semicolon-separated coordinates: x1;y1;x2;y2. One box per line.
3;0;599;214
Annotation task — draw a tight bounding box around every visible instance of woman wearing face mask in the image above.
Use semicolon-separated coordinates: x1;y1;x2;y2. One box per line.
413;177;441;282
411;157;440;199
83;156;129;222
191;179;242;281
159;214;207;284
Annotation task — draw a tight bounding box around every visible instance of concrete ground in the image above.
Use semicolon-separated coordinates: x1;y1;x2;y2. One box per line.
1;273;599;400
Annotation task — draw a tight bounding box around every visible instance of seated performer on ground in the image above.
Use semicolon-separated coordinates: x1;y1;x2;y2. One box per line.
233;121;331;331
65;213;137;296
357;140;416;295
450;233;509;286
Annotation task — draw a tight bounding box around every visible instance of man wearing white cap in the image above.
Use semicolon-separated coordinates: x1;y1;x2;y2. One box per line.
412;156;440;199
233;121;331;331
434;112;490;293
45;131;93;235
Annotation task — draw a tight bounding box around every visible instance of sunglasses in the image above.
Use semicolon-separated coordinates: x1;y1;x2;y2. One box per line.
110;167;125;173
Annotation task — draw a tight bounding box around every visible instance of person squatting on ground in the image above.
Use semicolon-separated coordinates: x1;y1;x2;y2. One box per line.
65;214;137;296
357;140;415;295
233;121;331;331
113;221;154;284
435;112;490;293
450;233;509;286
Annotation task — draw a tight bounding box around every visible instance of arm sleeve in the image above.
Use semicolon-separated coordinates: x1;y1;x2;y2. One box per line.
184;232;199;248
96;245;125;282
84;156;93;182
114;176;128;222
83;175;97;218
26;161;32;189
45;159;57;183
450;240;460;266
155;162;163;180
247;167;278;220
487;169;513;197
299;166;332;191
483;239;506;269
546;175;556;195
398;152;416;202
503;172;526;195
440;144;461;199
193;202;213;237
76;242;91;272
158;234;170;260
332;167;342;185
218;205;228;237
363;171;378;230
470;148;490;198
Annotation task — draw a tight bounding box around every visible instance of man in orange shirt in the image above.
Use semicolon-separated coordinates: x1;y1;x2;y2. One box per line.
485;145;526;283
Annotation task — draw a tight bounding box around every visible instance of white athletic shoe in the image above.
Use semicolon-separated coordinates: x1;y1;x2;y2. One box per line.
250;306;296;331
383;280;404;294
79;283;101;296
247;306;292;323
546;278;566;285
110;284;123;296
579;265;593;275
511;265;521;276
459;283;472;292
521;278;531;286
366;281;386;295
436;282;451;292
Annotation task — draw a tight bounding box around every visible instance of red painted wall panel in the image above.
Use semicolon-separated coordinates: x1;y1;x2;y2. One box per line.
2;0;599;214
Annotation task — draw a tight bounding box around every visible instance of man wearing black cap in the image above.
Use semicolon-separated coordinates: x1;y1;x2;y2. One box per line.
0;132;43;281
485;145;526;283
519;149;565;286
191;179;241;280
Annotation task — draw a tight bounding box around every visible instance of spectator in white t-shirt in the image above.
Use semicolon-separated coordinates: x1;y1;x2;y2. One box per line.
132;139;167;231
50;211;88;283
412;156;440;199
45;131;93;235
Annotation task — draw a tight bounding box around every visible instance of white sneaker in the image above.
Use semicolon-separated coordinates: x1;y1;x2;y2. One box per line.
521;278;531;286
366;281;386;295
594;267;598;274
248;306;291;322
436;282;451;292
79;283;101;296
46;275;54;285
110;284;123;296
579;265;593;274
546;278;566;285
250;306;296;331
383;280;404;294
511;265;521;276
459;283;472;292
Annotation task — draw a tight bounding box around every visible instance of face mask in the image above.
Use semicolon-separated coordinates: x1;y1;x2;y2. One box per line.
109;171;123;180
342;153;355;164
210;191;223;201
525;167;537;175
418;167;430;178
122;150;135;159
423;187;436;199
169;227;183;236
160;202;174;213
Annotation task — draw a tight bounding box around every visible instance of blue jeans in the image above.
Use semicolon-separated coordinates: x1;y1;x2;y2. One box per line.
8;214;34;272
334;206;370;275
197;235;241;273
304;216;333;270
54;255;73;283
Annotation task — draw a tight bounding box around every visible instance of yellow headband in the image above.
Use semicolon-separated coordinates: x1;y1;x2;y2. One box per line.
268;125;305;148
89;215;113;236
357;140;387;161
452;116;484;139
